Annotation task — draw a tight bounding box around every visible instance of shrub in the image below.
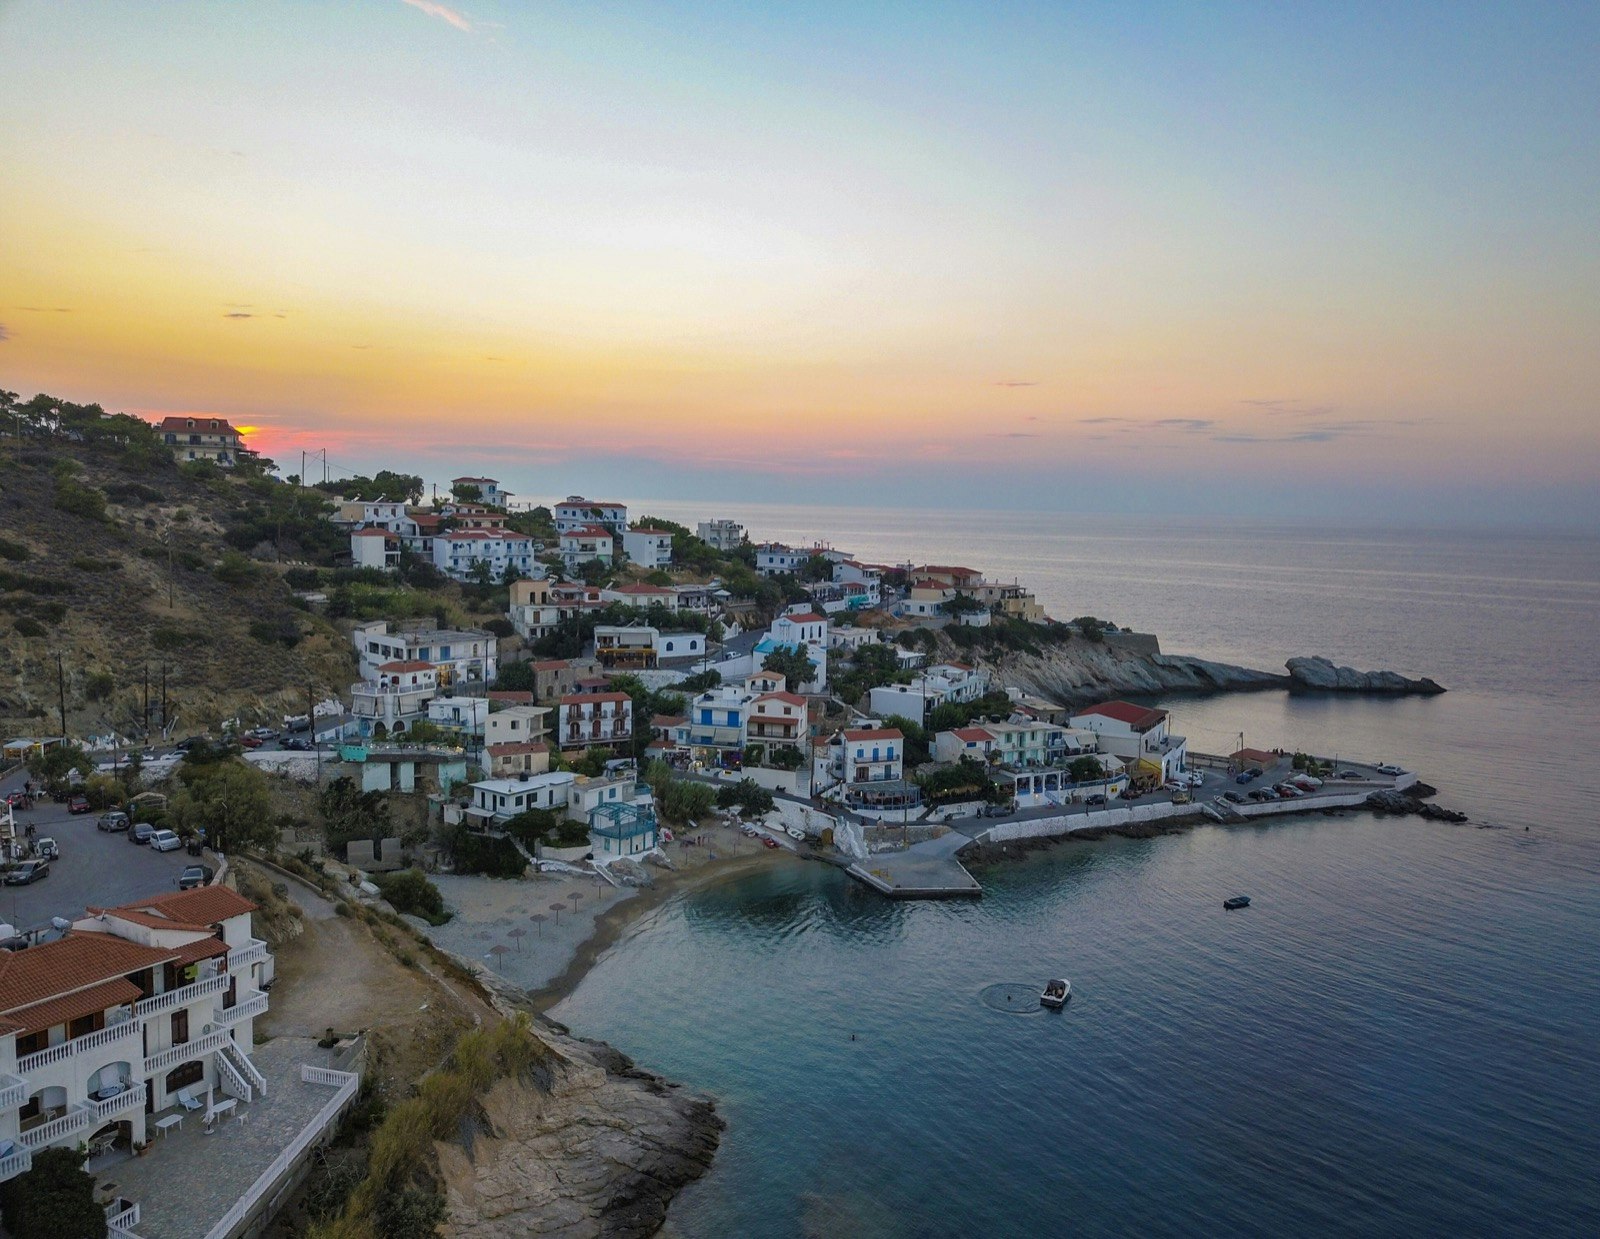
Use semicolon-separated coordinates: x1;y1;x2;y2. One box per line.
0;1146;108;1239
105;481;164;505
0;538;29;561
151;626;190;651
483;617;515;639
371;868;450;926
249;615;301;647
85;672;115;701
214;551;259;585
283;566;322;590
70;555;121;572
446;829;526;878
715;778;775;816
13;617;47;638
53;478;107;521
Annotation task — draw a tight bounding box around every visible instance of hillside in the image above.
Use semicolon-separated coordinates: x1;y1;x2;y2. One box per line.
0;428;356;741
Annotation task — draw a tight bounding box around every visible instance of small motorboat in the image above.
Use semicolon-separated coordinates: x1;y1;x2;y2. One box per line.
785;826;806;841
1040;978;1070;1009
1224;895;1251;911
761;836;780;849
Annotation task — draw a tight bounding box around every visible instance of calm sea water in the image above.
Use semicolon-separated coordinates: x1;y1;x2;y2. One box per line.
553;512;1600;1237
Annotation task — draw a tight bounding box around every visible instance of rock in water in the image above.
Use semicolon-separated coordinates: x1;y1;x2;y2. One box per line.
1287;656;1445;695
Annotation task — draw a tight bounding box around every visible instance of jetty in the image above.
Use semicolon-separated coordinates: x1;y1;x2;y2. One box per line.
846;829;982;899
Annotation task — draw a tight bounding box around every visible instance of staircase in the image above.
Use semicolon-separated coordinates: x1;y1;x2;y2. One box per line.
216;1048;253;1103
220;1039;267;1098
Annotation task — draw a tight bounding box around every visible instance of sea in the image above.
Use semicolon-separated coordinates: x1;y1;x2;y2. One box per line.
551;510;1600;1238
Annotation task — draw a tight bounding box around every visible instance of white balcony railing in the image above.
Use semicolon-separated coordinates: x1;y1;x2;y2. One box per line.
223;1041;267;1097
106;1201;140;1230
216;1048;253;1104
0;1147;32;1183
135;973;228;1019
143;1028;231;1077
19;1104;92;1148
228;940;269;972
17;1018;141;1075
89;1082;147;1121
0;1072;27;1110
215;993;268;1027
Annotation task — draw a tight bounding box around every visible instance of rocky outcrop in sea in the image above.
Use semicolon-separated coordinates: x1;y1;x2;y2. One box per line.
1286;656;1445;695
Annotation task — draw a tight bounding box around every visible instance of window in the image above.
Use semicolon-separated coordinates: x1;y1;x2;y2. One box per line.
171;1009;189;1045
166;1061;203;1094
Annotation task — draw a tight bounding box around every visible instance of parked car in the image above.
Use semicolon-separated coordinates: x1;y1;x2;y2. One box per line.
97;811;130;833
1275;784;1303;798
247;727;276;740
1172;790;1192;805
238;735;264;749
1376;763;1404;776
1339;770;1364;780
1247;789;1269;802
1222;791;1247;804
129;822;156;845
177;864;215;890
1258;787;1281;800
5;861;49;885
173;737;203;752
67;794;91;814
1187;772;1205;787
149;829;182;852
1085;794;1107;806
35;837;59;859
281;737;312;752
1235;772;1253;784
1246;767;1264;779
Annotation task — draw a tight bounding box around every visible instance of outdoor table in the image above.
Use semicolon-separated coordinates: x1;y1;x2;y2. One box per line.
155;1114;183;1137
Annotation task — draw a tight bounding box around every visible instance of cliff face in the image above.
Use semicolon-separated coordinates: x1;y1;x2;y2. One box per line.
435;1024;722;1239
990;643;1287;708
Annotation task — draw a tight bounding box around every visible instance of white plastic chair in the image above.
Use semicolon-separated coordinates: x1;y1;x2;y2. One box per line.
176;1087;201;1112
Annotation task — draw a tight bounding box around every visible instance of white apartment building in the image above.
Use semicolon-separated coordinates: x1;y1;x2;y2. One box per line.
829;625;880;651
621;527;674;569
508;578;562;641
554;497;628;537
0;886;272;1181
754;543;807;576
450;476;507;506
1068;701;1190;783
426;695;489;738
353;621;498;688
827;728;904;787
559;526;615;570
697;519;745;551
349;528;402;571
557;692;633;752
747;691;808;749
350;661;438;738
867;662;989;724
431;529;536;582
466;773;578;823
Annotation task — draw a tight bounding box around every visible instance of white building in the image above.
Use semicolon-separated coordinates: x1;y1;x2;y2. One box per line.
1067;701;1189;783
756;609;829;691
600;582;680;610
832;560;883;606
508;578;562;641
485;705;551;749
431;529;536;582
353;621;498;688
697;519;745;551
829;625;880;651
426;695;488;738
554;497;628;537
747;691;808;750
0;886;272;1181
466;773;578;824
867;662;988;725
557;692;633;752
450;476;507;506
559;525;615;571
621;527;674;569
350;661;438;737
350;527;402;571
754;543;807;576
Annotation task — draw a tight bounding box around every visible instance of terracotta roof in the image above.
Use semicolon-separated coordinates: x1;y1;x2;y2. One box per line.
0;934;176;1016
351;528;395;538
486;741;549;757
1074;701;1169;729
94;906;215;934
952;727;996;743
488;690;535;704
531;660;570;672
157;416;238;434
562;524;614;539
171;937;230;966
378;660;435;674
105;885;258;928
1232;748;1277;765
842;728;903;743
12;977;144;1038
608;582;672;594
754;692;807;707
451;476;498;484
779;612;826;625
651;714;686;728
560;691;631;705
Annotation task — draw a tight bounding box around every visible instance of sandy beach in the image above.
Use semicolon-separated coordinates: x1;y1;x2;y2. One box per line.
418;813;800;1010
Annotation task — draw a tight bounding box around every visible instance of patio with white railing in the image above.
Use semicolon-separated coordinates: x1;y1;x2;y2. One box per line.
97;1037;354;1239
18;1017;141;1074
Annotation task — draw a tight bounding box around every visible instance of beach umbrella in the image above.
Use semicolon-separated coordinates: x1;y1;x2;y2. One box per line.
568;891;582;914
475;930;493;940
549;901;565;924
508;927;527;952
487;944;509;972
530;913;547;937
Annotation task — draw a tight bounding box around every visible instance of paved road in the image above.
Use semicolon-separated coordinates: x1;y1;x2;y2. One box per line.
0;788;195;933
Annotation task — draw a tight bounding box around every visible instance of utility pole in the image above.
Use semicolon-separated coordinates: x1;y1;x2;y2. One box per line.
143;666;150;736
160;663;168;734
309;682;322;779
55;653;66;739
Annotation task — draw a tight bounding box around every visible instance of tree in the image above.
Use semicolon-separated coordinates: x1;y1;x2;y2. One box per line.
762;645;815;689
715;779;774;815
0;1146;108;1239
800;554;834;582
371;869;449;925
372;470;424;503
492;661;535;693
1069;756;1106;784
452;483;483;503
319;777;394;852
170;758;275;853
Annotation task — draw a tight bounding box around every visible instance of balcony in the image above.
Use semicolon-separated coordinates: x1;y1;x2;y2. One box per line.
0;1145;31;1184
0;1072;27;1110
228;940;270;973
19;1104;92;1148
143;1027;232;1077
215;992;269;1027
88;1081;147;1121
135;972;229;1019
17;1018;141;1075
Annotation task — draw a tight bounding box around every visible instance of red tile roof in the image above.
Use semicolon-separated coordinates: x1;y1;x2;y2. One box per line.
842;728;903;742
651;714;686;728
952;727;996;743
531;660;571;672
0;934;175;1016
779;612;826;625
377;660;435;674
451;476;498;484
754;691;807;707
1074;701;1169;729
560;691;631;705
12;977;145;1038
486;741;549;757
562;524;614;539
158;416;238;434
105;885;258;928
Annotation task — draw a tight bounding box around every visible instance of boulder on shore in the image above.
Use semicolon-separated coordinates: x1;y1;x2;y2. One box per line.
1287;656;1445;695
1366;789;1467;822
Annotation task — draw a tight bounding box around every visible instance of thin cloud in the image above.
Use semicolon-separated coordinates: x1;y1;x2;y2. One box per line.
401;0;472;31
223;312;254;319
992;432;1040;439
1151;418;1215;432
17;306;72;313
995;380;1038;388
1081;416;1130;425
0;323;10;342
1241;397;1335;417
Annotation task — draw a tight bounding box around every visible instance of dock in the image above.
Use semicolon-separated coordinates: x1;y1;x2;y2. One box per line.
845;829;982;899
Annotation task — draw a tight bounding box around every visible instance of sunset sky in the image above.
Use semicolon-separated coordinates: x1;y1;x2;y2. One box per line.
1;1;1596;524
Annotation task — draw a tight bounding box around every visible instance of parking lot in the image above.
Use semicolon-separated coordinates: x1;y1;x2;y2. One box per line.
1;785;196;934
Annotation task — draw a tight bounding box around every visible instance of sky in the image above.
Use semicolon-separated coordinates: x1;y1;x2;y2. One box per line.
1;1;1597;526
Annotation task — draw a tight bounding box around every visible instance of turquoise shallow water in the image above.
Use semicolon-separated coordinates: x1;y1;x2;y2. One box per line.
553;518;1600;1236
